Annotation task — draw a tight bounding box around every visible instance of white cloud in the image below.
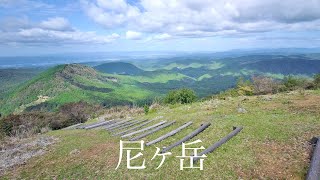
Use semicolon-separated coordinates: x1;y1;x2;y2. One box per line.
40;17;73;31
81;0;140;28
153;33;171;40
0;17;120;45
96;0;128;12
0;17;31;32
82;0;320;38
15;28;119;44
125;30;142;40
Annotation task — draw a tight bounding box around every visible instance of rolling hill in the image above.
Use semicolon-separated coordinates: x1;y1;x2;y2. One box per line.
94;62;144;75
0;64;193;115
1;54;320;116
0;64;156;115
0;68;44;97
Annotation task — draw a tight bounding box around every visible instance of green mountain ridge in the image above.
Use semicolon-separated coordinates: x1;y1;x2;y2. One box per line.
0;68;44;98
1;54;320;116
94;62;144;75
0;64;155;115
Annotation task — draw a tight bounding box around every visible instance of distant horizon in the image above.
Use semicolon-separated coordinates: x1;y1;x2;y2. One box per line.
0;47;320;58
1;47;320;69
1;1;320;56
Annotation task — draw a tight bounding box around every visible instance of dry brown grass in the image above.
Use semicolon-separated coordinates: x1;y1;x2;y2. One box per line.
100;105;144;120
251;140;310;179
289;95;320;115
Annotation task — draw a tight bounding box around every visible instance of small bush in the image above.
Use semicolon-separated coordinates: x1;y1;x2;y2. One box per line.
0;112;53;137
252;76;279;95
314;73;320;89
283;76;300;90
237;77;254;96
282;76;314;91
0;101;99;136
164;88;197;104
144;105;149;115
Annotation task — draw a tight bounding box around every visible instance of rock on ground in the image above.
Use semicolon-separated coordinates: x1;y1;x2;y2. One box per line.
237;107;247;113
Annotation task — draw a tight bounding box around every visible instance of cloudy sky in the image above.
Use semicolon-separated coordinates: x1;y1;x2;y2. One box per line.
1;0;320;56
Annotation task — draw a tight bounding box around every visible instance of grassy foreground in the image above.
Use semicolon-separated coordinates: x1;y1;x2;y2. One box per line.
2;90;320;179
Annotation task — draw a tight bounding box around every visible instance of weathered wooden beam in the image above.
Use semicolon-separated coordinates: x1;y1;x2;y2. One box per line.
77;119;113;129
77;117;113;129
84;120;115;130
160;122;211;153
130;121;176;141
62;123;83;130
107;119;140;131
121;121;167;138
77;114;108;129
307;136;320;180
104;119;132;130
193;126;243;162
146;121;193;146
112;119;155;136
110;120;148;132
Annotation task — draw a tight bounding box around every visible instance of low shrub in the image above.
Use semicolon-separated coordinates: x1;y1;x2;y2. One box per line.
283;76;301;91
0;101;100;137
236;77;254;96
164;88;197;104
280;76;316;92
144;105;149;115
0;112;54;137
314;73;320;89
252;76;279;95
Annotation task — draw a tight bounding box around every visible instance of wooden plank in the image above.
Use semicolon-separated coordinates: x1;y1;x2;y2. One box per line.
84;120;115;129
146;121;193;146
160;123;211;153
62;123;83;130
110;120;148;132
104;119;132;130
192;126;242;162
307;136;320;180
77;114;109;129
121;121;167;138
112;119;155;136
107;119;140;131
130;121;176;141
78;119;112;129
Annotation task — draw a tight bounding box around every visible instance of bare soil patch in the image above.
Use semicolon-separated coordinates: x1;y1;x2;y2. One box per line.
0;136;57;176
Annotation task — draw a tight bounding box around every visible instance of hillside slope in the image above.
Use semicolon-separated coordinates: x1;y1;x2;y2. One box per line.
2;90;320;179
142;54;320;77
0;64;155;115
0;64;194;116
0;68;44;97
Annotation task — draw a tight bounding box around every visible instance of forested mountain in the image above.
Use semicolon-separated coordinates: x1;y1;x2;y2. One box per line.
1;54;320;115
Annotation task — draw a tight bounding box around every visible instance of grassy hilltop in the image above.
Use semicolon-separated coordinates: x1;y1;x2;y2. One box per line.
2;90;320;179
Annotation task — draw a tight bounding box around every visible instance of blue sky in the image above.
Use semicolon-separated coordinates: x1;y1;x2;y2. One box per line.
0;0;320;56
